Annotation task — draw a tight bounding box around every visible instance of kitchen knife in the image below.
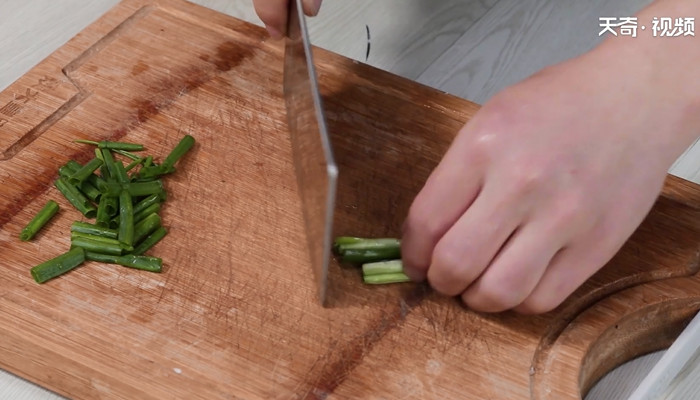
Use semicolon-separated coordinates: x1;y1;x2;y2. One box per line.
284;0;338;306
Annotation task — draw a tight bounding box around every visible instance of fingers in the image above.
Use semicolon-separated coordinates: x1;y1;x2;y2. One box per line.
401;132;486;282
425;179;527;297
460;223;562;312
302;0;323;17
460;190;593;312
253;0;323;40
514;224;623;314
253;0;289;39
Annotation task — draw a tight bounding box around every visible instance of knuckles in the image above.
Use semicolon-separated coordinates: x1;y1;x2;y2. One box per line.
516;294;561;315
427;242;476;296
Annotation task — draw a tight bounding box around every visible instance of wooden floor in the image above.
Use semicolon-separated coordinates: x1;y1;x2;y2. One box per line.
1;0;698;399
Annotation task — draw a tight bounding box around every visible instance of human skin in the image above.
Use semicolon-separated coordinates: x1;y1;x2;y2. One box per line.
253;0;322;39
253;0;700;313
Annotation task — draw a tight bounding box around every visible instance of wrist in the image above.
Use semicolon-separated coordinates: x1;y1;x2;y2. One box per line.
586;5;700;162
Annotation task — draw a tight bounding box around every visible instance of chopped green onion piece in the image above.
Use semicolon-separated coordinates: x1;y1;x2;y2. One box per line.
20;200;60;241
333;237;366;246
71;236;125;255
86;252;162;272
161;134;195;169
363;272;411;285
129;180;164;197
114;159;129;184
101;149;128;183
336;238;401;253
340;248;401;264
70;231;125;247
54;178;96;218
30;247;85;284
138;165;173;179
133;213;161;244
70;221;118;239
124;157;145;172
68;157;103;186
96;195;113;227
118;190;134;247
133;194;162;215
134;203;161;224
58;161;102;202
132;227;167;255
113;149;143;159
362;260;404;276
75;139;144;151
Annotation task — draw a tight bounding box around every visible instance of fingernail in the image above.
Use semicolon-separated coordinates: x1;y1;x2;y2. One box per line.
266;25;283;40
308;0;322;16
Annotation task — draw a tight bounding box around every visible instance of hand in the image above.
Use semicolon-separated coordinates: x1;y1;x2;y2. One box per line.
253;0;323;40
400;39;697;314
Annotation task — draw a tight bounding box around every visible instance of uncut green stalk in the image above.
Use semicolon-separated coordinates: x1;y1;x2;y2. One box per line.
118;190;134;247
133;194;162;215
340;248;401;264
361;259;404;276
71;236;124;255
162;134;195;169
85;252;162;273
75;139;144;151
68;157;103;185
30;247;85;284
133;213;161;244
54;178;97;218
132;227;167;255
71;221;118;239
363;272;411;285
20;200;59;241
134;203;161;223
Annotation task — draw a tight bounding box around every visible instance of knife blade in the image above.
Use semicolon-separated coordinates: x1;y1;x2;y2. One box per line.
284;0;338;306
626;310;700;400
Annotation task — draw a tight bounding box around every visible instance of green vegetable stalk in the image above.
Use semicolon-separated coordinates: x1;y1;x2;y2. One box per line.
20;200;60;241
31;247;85;284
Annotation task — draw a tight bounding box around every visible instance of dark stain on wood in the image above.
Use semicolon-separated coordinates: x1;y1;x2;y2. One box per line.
131;60;150;76
210;41;255;72
304;285;429;398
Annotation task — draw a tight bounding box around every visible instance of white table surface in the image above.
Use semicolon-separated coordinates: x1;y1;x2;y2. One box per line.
1;1;698;399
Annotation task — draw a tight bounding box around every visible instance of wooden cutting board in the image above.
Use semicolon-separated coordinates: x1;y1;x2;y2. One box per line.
0;0;698;398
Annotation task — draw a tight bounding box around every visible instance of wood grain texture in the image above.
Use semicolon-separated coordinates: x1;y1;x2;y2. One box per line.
417;0;654;103
0;1;699;399
416;0;700;185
